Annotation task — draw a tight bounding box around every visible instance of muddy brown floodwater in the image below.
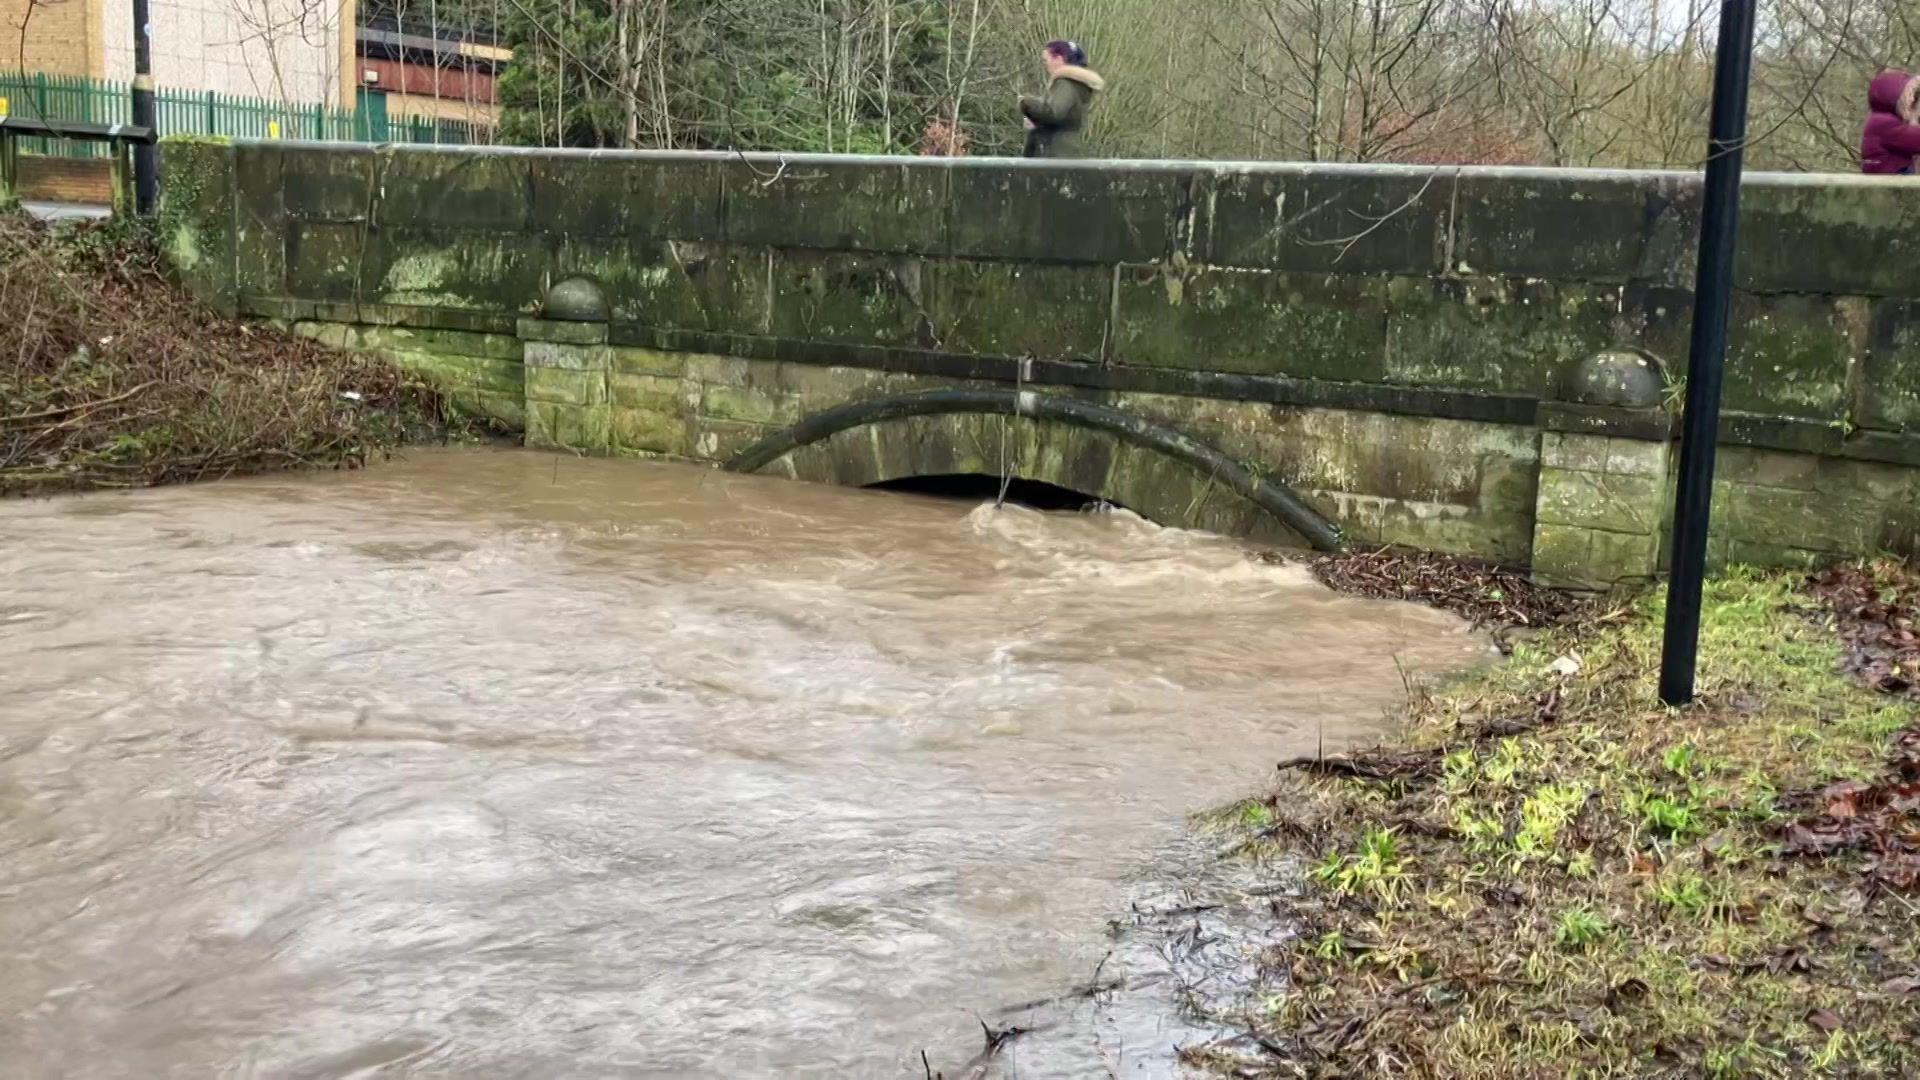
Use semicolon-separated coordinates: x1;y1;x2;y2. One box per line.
0;447;1485;1078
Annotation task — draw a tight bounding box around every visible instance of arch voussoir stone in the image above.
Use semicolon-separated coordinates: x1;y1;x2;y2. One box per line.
723;389;1343;551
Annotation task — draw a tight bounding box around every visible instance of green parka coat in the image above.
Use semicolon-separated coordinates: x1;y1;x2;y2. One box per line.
1020;66;1106;159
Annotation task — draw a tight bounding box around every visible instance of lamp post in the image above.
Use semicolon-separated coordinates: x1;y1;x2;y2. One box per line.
1659;0;1760;707
131;0;157;213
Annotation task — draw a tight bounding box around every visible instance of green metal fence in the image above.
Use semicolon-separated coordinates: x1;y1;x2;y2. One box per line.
0;72;486;158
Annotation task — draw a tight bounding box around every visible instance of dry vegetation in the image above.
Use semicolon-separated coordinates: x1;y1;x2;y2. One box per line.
1196;561;1920;1078
0;212;484;496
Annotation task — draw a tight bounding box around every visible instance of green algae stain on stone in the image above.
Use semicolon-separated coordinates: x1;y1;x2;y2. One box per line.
382;253;454;295
1115;266;1390;380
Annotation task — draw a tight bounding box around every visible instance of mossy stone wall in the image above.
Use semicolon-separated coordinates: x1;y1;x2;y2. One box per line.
163;141;1920;584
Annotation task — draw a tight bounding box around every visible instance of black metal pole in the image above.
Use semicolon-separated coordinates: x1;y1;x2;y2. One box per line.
1660;0;1758;707
131;0;157;213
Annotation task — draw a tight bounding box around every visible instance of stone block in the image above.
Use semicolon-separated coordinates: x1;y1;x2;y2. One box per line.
775;362;891;406
613;347;690;377
325;301;514;334
1614;284;1691;374
523;341;612;372
931;260;1111;361
1638;174;1705;290
722;157;948;254
1452;170;1687;283
850;417;907;484
1631;292;1862;422
1384;277;1619;396
703;384;802;426
1535;469;1663;534
1530;524;1591;586
1051;422;1128;503
1717;446;1819;491
1738;176;1920;296
1114;267;1390;380
1736;295;1864;422
157;138;238;313
290;320;356;350
531;155;722;239
611;372;689;414
612;407;692;456
1711;482;1892;554
527;401;611;451
526;366;608;407
1207;165;1450;275
1353;494;1534;565
767;251;930;348
1532;524;1658;589
1113;392;1262;463
946;162;1192;263
1103;441;1211;528
283;221;367;302
1720;542;1826;572
1840;431;1920;468
445;388;526;432
361;325;524;362
233;142;287;296
1604;437;1669;479
1246;408;1539;517
691;419;775;463
1539;431;1611;474
1865;299;1920;432
890;413;994;477
819;427;889;487
1814;456;1916;501
276;143;374;221
357;228;553;313
375;147;530;232
518;319;610;346
242;295;319;322
1585;528;1663;583
557;238;768;335
686;354;755;386
383;351;524;396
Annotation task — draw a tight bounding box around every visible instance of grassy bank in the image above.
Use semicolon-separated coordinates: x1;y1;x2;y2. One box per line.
1;212;481;496
1200;559;1920;1078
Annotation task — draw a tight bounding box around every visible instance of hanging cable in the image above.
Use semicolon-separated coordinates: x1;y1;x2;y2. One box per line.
995;356;1031;509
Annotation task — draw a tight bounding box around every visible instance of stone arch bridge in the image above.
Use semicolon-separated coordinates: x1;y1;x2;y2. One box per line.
160;141;1920;586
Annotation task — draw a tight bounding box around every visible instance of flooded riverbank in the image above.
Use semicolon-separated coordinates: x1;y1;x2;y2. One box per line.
0;448;1484;1076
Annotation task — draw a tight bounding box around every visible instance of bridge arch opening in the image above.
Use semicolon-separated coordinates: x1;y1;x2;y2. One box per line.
723;389;1342;551
866;474;1118;515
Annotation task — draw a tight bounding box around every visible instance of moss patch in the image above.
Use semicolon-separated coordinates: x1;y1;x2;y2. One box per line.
1197;561;1920;1078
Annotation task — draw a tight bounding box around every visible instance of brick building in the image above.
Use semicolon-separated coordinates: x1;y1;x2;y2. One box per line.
1;0;359;107
355;4;505;134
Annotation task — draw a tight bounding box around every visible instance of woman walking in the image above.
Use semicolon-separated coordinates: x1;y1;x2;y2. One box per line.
1021;40;1105;159
1862;70;1920;175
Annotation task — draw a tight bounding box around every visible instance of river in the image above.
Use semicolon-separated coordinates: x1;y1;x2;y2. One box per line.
0;447;1484;1077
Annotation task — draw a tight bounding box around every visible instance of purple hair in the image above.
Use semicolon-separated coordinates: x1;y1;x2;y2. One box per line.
1044;39;1087;66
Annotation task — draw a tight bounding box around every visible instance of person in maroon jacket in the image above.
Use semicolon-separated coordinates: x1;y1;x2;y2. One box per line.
1863;70;1920;175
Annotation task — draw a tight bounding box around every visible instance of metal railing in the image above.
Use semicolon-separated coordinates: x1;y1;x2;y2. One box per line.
0;72;488;159
0;115;156;211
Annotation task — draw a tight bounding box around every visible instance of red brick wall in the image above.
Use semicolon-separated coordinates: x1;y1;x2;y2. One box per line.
15;155;113;205
361;57;498;104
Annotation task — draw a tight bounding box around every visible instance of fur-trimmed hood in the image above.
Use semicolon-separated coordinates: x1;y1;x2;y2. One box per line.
1051;65;1106;93
1870;70;1916;116
1864;70;1920;173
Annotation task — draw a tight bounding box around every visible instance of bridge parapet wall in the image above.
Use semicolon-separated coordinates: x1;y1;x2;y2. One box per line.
159;138;1920;584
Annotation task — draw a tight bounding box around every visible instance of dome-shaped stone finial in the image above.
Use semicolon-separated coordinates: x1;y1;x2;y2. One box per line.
543;276;610;323
1564;349;1666;409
